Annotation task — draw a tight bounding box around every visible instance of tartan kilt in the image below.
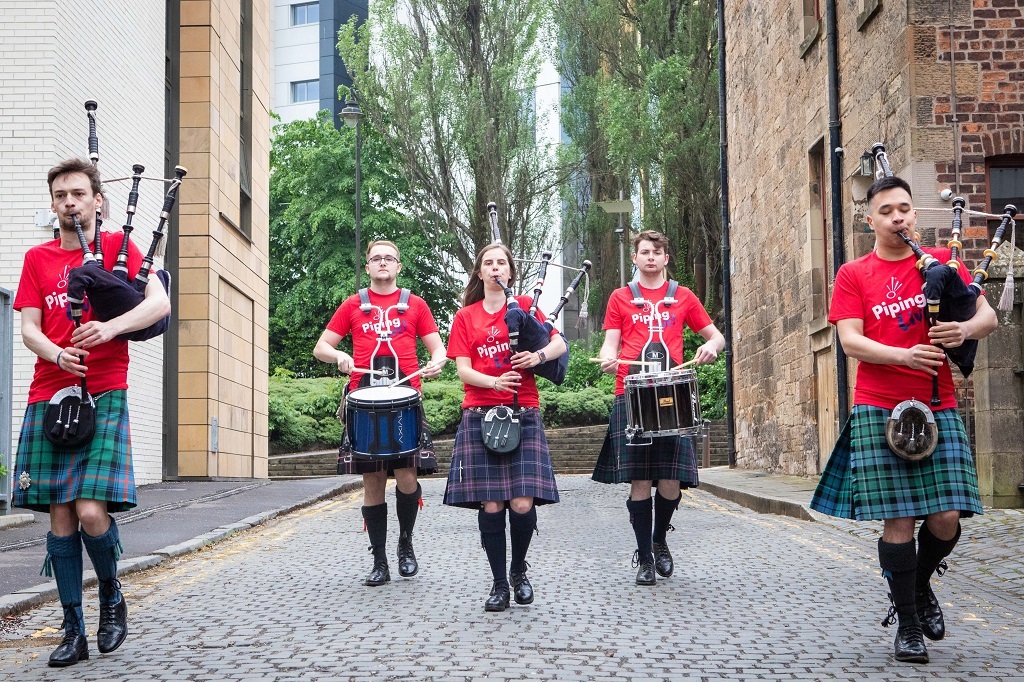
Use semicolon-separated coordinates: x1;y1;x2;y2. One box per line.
810;405;983;521
12;390;136;513
337;411;438;476
592;395;699;487
443;408;559;509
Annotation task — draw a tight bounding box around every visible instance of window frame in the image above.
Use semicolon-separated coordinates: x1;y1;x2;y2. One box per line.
291;2;319;26
985;155;1024;251
290;79;319;104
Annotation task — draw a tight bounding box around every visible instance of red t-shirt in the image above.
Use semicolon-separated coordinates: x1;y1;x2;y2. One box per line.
15;231;144;404
446;295;557;408
828;248;972;410
326;288;439;391
603;282;713;395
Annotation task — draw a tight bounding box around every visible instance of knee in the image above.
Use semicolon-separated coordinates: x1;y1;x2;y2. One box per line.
509;498;534;515
481;501;505;514
75;506;110;535
926;511;961;539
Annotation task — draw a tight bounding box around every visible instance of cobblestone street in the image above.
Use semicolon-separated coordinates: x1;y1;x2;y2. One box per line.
1;476;1022;681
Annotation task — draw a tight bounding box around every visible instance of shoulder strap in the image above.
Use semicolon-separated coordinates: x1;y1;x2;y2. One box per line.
627;282;645;308
664;280;679;307
358;288;372;314
397;288;411;314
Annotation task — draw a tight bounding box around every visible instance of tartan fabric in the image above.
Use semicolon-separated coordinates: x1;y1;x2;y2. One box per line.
592;395;699;487
810;405;983;521
12;390;136;513
443;408;559;509
337;411;438;476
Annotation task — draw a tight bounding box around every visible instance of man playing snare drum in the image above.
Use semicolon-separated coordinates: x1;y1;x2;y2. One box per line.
592;230;724;586
314;240;446;587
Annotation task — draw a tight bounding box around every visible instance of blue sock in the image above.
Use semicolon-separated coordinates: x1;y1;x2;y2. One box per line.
44;531;85;635
82;516;123;605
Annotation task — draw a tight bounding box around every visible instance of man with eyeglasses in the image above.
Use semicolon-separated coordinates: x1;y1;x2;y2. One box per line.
314;240;447;586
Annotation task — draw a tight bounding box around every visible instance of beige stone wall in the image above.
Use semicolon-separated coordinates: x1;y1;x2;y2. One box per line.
176;0;271;479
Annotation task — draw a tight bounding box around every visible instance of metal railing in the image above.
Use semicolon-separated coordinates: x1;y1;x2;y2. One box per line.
1;287;13;514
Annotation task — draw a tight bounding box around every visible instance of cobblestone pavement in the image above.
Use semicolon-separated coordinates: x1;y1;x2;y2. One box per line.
1;476;1022;681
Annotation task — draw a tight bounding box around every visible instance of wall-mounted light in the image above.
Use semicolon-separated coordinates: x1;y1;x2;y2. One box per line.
859;150;874;177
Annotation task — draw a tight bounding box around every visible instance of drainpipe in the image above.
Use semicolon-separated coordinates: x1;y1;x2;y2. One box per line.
826;0;849;426
717;0;736;467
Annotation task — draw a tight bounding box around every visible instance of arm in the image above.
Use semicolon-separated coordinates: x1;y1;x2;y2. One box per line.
419;331;447;379
71;275;171;348
313;329;354;374
455;356;522;394
22;307;89;378
928;294;998;348
835;317;946;376
597;328;622;374
691;323;726;365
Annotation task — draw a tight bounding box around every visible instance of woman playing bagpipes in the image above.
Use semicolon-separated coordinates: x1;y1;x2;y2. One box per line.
810;175;998;664
442;243;566;612
12;158;171;667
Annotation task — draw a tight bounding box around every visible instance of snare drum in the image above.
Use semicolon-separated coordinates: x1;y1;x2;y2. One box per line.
345;385;422;459
624;369;702;439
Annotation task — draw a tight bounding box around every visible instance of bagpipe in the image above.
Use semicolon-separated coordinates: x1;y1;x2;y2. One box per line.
43;101;187;449
871;142;1016;460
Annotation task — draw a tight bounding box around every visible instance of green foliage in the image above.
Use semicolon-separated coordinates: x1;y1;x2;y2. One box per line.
268;375;347;452
539;386;614;427
683;328;726;419
0;454;7;478
420;381;466;435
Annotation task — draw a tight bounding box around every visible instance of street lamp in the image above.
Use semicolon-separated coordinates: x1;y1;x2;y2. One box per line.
595;194;635;288
340;93;364;290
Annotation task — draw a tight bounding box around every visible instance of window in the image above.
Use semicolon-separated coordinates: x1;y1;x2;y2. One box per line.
857;0;881;31
291;79;319;103
800;0;822;57
291;2;319;26
808;140;831;322
987;157;1024;250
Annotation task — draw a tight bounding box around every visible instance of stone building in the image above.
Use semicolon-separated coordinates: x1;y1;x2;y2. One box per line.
724;0;1024;506
0;0;272;497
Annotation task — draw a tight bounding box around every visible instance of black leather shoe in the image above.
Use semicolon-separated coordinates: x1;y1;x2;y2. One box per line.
49;609;89;668
364;549;391;586
632;550;656;586
916;586;945;641
510;570;534;605
484;583;511;612
894;623;929;663
96;593;128;653
652;541;674;578
397;532;418;578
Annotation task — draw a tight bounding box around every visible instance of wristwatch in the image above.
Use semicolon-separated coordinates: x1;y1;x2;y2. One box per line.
536;350;547;364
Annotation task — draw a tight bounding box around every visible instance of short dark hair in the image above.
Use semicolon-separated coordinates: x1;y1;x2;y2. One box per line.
866;176;912;207
47;158;102;197
632;230;671;254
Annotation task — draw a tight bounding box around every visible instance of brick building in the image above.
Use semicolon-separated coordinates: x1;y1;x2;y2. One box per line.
724;0;1024;506
0;1;272;495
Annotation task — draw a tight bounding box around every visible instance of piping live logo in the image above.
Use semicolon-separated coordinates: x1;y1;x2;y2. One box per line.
871;276;925;330
45;266;72;311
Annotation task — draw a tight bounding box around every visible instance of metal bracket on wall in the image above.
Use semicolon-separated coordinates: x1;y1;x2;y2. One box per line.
211;417;219;454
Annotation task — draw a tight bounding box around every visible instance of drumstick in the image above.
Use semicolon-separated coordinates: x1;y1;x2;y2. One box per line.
350;367;388;375
587;357;658;367
671;359;699;370
389;361;439;388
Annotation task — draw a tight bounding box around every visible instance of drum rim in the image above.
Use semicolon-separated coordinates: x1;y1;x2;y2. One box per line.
346;385;421;408
624;368;698;385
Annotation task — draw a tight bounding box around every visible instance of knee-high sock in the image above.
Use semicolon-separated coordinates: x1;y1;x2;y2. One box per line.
653;491;680;544
878;538;919;627
478;509;508;588
916;522;961;592
45;531;85;636
508;506;537;575
361;503;388;560
395;483;421;539
627;497;654;562
82;516;123;604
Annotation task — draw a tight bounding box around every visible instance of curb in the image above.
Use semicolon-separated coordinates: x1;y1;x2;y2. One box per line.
0;514;35;531
699;480;817;523
0;478;363;618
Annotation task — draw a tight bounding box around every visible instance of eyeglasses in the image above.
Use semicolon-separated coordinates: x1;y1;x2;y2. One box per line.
368;255;399;264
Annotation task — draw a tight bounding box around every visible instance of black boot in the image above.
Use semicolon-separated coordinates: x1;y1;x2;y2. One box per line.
362;504;390;586
96;578;128;654
879;539;928;664
632;550;656;586
627;498;655;585
509;563;534;605
396;484;421;578
48;604;89;667
484;581;511;612
652;492;679;577
915;522;960;641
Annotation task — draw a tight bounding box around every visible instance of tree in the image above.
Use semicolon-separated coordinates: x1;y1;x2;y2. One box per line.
270;110;458;376
337;0;575;277
555;0;722;322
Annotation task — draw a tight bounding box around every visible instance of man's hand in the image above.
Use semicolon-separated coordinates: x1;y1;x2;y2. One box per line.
335;351;354;374
904;344;946;376
692;342;719;365
928;320;966;348
420;358;445;379
57;347;90;378
71;320;120;349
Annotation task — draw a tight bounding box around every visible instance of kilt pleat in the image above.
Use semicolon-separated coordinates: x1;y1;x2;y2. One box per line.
443;409;559;509
810;405;983;521
592;395;699;487
12;391;135;513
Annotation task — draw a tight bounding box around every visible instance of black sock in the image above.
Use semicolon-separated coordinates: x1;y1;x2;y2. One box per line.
878;538;919;627
627;497;654;563
508;506;537;575
395;483;421;539
478;509;508;589
361;503;388;559
916;522;960;592
653;491;680;544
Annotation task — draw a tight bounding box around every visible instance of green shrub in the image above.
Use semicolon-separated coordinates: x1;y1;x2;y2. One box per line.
539;386;614;427
421;381;465;435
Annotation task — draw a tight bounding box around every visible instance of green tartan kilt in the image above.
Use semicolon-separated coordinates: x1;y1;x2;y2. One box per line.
810;405;982;521
11;390;136;513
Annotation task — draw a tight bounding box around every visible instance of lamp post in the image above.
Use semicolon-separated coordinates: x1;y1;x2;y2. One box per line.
595;195;635;287
340;93;364;290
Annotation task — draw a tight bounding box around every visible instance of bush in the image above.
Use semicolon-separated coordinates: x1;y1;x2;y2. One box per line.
268;374;346;452
539;385;614;427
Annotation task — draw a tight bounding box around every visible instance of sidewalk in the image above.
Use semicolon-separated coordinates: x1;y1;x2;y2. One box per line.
0;476;361;616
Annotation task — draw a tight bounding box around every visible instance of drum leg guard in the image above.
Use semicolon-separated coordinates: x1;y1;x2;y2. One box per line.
361;504;390;586
478;509;509;590
508;507;537;575
626;498;654;563
395;484;421;578
44;532;86;636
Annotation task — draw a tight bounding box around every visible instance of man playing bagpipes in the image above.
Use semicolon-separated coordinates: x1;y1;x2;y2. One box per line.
592;230;724;586
314;240;447;587
12;159;171;667
810;175;998;664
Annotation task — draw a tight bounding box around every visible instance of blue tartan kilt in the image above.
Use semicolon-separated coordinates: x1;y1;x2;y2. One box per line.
12;390;136;513
592;395;699;487
810;405;983;521
443;408;559;509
